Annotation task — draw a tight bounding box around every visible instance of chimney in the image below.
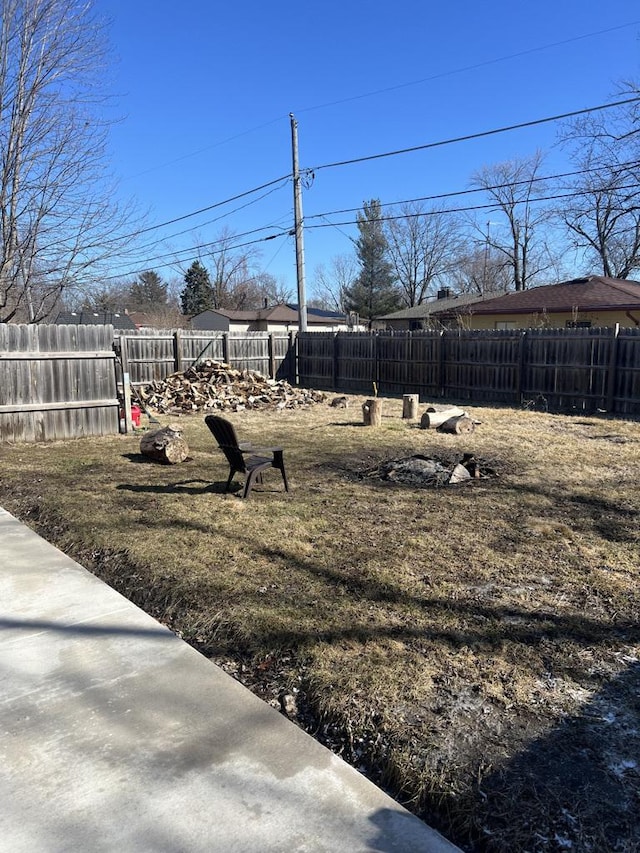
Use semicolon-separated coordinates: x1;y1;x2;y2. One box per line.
263;297;268;309
437;288;452;300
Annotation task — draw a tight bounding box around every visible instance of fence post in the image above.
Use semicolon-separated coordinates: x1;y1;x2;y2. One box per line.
173;329;183;374
606;323;620;413
374;331;380;395
268;333;275;379
517;330;526;404
289;331;296;384
437;331;445;398
333;333;339;391
222;332;229;366
119;333;130;391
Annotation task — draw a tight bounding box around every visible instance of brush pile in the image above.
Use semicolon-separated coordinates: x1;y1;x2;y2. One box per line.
137;359;326;414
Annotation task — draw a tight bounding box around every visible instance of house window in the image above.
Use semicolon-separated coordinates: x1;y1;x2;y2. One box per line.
495;321;517;330
566;320;592;328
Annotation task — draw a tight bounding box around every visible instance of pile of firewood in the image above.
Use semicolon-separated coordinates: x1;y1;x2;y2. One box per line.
137;359;326;414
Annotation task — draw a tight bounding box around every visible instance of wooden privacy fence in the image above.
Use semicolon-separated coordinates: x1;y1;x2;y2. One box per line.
0;324;119;442
114;329;295;388
2;324;639;443
0;326;296;442
297;327;640;416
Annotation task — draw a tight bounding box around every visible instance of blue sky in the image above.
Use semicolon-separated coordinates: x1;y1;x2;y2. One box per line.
99;1;640;298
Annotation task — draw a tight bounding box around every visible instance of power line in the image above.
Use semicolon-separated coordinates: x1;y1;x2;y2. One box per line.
305;185;640;231
115;180;290;259
311;97;640;172
112;21;640;180
100;232;291;282
107;174;291;245
296;22;640;115
105;223;293;274
305;160;640;221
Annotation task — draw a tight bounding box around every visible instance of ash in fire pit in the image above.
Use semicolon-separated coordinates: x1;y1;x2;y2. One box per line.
366;453;496;487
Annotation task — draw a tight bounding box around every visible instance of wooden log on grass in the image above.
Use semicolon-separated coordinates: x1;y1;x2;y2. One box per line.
419;406;466;429
402;394;419;420
437;414;476;435
140;424;189;464
362;398;383;427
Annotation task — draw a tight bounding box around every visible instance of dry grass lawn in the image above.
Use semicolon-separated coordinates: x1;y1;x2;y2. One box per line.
1;396;639;852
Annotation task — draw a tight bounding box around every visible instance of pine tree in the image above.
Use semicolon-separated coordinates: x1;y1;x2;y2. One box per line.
129;271;168;308
343;199;400;319
181;261;213;316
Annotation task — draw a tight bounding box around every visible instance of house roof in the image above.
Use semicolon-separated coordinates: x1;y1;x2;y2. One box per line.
377;291;499;320
54;310;137;330
194;304;345;325
469;276;640;315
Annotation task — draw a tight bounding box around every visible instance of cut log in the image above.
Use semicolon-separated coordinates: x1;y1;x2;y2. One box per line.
437;415;476;435
140;424;189;464
362;398;383;427
449;463;472;484
419;406;467;429
402;394;419;420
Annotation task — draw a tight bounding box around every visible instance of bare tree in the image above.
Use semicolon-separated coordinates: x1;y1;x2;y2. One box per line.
470;152;554;291
204;228;262;309
385;203;461;306
559;84;640;279
311;254;357;312
449;244;511;295
0;0;137;323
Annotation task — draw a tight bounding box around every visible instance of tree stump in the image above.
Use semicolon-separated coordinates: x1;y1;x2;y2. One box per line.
140;424;189;464
402;394;419;420
362;398;383;427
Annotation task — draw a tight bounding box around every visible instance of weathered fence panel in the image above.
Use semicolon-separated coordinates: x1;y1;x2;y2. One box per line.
0;324;118;442
613;327;640;414
442;330;522;404
296;327;640;416
336;332;378;393
521;327;614;411
2;323;638;444
115;330;292;387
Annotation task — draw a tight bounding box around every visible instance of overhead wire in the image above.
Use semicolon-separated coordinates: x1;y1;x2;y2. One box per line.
295;21;640;114
305;185;640;231
112;179;291;260
100;232;291;281
102;173;291;246
53;92;640;284
304;160;640;221
310;96;640;172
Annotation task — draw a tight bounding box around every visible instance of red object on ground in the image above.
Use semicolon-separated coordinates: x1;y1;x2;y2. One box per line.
119;404;142;428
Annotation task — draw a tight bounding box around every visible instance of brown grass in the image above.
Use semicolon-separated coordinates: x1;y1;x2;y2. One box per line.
1;397;639;852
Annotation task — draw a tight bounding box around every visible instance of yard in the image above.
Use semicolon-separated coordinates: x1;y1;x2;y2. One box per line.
1;397;639;852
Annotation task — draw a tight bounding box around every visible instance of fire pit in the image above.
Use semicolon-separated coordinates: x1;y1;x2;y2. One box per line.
363;453;497;487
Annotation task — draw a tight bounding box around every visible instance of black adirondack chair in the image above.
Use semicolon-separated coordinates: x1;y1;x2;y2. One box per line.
205;415;289;499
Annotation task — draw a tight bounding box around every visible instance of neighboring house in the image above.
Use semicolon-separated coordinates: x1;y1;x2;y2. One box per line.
463;276;640;330
190;303;356;333
54;310;137;330
375;290;500;330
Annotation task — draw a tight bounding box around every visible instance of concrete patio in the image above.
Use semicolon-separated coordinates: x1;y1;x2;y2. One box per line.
0;506;460;852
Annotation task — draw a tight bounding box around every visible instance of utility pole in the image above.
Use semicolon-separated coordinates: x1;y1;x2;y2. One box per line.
289;113;307;332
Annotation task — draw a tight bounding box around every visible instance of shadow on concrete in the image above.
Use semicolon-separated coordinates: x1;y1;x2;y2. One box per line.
0;616;174;639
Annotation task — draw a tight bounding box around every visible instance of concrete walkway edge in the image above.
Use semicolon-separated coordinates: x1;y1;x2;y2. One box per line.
0;507;460;852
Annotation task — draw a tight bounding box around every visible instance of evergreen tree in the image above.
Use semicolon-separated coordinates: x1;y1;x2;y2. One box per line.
181;261;213;315
343;199;400;319
129;270;168;308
